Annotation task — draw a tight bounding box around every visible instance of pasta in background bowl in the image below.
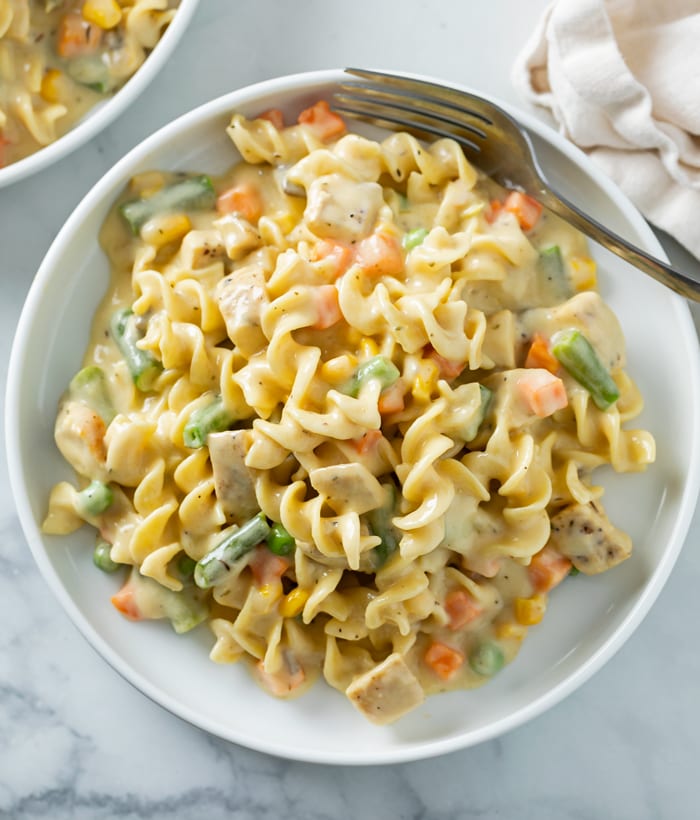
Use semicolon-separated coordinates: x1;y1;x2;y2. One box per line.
0;0;200;188
6;70;700;763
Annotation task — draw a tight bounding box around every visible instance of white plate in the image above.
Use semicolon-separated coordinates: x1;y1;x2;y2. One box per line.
6;69;700;764
0;0;200;189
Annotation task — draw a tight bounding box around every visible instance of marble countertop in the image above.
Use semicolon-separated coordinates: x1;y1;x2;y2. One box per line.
2;1;700;817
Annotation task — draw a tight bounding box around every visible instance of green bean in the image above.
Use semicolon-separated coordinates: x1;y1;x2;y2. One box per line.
368;484;400;569
183;396;236;448
469;641;505;677
76;480;114;517
69;365;115;424
120;175;216;235
343;355;400;398
93;537;120;573
194;512;271;589
551;328;620;410
110;308;162;392
266;522;295;556
402;228;428;250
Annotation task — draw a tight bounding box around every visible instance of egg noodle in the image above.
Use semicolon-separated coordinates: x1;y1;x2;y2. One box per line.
0;0;178;167
43;101;655;724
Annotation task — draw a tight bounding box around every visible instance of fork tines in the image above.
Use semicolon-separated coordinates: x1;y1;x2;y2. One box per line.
334;68;492;154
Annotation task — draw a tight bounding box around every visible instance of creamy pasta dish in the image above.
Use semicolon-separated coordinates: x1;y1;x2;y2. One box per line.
43;100;656;724
0;0;178;167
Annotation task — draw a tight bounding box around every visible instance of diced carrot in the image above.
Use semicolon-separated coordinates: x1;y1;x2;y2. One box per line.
56;11;103;58
517;369;568;418
311;239;354;279
444;588;483;631
485;199;503;224
312;284;342;330
255;656;305;696
503;191;543;232
216;182;263;223
297;100;346;141
525;333;559;374
258;108;285;129
356;231;404;277
351;429;383;454
250;546;291;588
111;582;142;621
424;640;464;681
528;544;572;593
377;379;406;414
425;346;466;380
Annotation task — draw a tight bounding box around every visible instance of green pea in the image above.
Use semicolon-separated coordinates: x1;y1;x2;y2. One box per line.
77;480;114;517
93;538;120;573
469;641;505;677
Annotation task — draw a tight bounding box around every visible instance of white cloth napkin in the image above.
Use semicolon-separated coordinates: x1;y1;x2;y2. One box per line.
512;0;700;261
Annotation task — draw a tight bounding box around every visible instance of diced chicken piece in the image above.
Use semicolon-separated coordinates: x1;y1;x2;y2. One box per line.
216;263;269;357
103;416;159;487
309;462;385;515
346;652;425;725
304;173;383;242
208;430;259;522
548;501;632;574
54;400;107;480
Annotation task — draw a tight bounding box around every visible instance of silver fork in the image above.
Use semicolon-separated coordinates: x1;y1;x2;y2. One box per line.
334;67;700;302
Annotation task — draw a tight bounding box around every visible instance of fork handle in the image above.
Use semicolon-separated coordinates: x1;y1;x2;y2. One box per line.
539;189;700;302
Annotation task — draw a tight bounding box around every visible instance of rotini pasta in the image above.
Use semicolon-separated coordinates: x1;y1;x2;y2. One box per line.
43;99;655;724
0;0;179;167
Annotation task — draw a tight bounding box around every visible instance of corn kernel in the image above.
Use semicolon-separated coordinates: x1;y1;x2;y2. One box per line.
411;358;439;402
40;69;63;103
320;354;357;384
570;256;597;291
358;336;379;359
140;213;191;248
279;586;310;618
495;621;528;641
514;594;547;626
129;171;167;198
82;0;122;30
